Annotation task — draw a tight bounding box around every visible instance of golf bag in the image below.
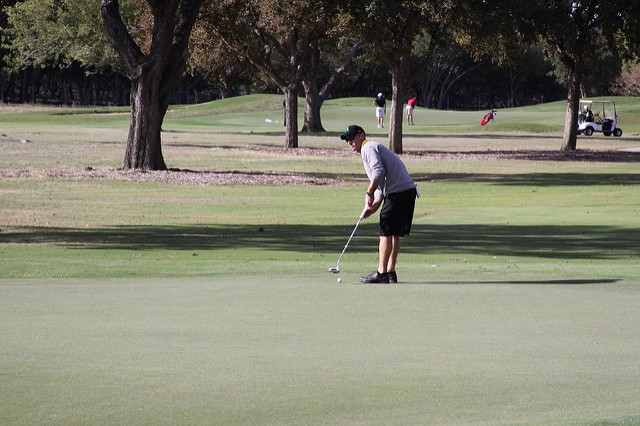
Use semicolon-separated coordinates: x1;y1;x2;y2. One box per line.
480;109;497;126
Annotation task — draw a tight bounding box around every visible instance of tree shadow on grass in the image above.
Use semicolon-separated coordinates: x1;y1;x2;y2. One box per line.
400;279;620;285
409;149;640;162
413;172;640;186
1;223;639;260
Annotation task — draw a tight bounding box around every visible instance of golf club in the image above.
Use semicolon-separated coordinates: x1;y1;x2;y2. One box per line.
329;207;367;273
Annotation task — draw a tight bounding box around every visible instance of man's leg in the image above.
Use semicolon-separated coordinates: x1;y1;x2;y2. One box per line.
386;236;400;273
378;235;400;273
377;236;391;273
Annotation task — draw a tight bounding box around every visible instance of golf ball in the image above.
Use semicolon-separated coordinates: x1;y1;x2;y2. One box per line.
337;277;343;283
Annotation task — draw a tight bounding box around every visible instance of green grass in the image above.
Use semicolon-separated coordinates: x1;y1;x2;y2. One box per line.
1;97;640;424
2;276;640;425
2;94;639;134
1;177;639;280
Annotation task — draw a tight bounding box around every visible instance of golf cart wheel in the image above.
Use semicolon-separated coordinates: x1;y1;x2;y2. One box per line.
584;127;594;136
603;132;611;136
614;128;623;137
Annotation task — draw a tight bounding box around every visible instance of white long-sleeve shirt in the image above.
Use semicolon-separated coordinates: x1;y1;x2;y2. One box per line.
361;140;416;196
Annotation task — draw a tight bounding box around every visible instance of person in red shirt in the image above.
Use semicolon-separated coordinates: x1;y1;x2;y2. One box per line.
406;97;417;125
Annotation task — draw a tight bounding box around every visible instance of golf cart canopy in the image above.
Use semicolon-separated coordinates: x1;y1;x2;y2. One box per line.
579;100;617;120
577;99;622;137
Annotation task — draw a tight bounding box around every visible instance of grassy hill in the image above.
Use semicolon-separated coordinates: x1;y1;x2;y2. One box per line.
2;94;638;135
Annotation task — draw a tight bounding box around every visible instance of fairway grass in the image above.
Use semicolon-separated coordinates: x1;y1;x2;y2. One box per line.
1;98;640;424
1;275;639;425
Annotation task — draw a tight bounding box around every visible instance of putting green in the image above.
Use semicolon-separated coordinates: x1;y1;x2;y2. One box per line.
1;275;639;424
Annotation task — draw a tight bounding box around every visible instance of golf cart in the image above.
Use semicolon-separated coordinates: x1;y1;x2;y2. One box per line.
577;100;622;137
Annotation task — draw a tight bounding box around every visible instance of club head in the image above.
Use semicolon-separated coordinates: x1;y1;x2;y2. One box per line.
328;267;339;273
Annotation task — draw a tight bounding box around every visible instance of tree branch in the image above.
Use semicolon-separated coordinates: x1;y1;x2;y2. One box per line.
100;0;144;78
319;40;363;101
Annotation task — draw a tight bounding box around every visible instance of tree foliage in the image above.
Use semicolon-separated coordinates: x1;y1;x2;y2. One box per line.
457;0;635;151
522;1;628;150
344;0;466;153
611;62;640;96
202;0;351;147
3;0;133;71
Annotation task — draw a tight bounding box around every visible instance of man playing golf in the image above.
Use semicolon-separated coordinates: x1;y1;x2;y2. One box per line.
340;125;418;283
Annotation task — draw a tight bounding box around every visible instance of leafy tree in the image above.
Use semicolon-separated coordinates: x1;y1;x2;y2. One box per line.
187;19;256;99
545;40;621;99
0;0;20;100
203;0;351;147
203;0;310;148
300;39;363;133
2;0;131;104
611;62;640;96
414;32;484;109
3;0;125;71
101;0;203;170
501;46;556;108
529;2;628;150
333;47;390;97
346;0;465;154
460;0;640;150
619;0;640;59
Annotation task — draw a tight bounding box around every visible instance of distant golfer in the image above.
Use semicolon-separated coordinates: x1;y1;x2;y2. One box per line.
406;97;417;125
373;93;386;128
340;125;418;283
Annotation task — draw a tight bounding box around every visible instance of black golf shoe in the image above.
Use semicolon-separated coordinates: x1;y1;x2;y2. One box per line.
388;271;398;283
360;271;389;283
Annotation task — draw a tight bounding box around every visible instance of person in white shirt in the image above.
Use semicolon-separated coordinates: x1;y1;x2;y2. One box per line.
340;125;418;283
373;93;386;128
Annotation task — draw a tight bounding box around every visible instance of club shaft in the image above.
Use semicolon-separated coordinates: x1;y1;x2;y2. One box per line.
335;209;366;267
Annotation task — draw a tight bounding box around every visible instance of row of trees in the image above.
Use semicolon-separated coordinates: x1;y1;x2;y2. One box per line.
2;0;640;170
0;5;568;108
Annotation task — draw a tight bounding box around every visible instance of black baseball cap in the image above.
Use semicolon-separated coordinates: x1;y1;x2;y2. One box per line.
340;125;364;141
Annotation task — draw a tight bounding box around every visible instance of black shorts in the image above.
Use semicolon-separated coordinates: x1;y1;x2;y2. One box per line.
379;187;417;237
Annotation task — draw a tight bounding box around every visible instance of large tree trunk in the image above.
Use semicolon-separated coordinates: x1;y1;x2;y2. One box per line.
301;41;325;133
101;0;203;170
561;58;582;151
388;94;404;154
125;70;168;169
284;88;299;148
388;65;407;155
301;83;324;133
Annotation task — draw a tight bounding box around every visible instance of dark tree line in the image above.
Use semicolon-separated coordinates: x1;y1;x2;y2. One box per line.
1;0;566;110
0;37;566;111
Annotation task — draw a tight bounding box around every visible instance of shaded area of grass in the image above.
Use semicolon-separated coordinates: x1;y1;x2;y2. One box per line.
420;172;640;186
419;278;619;285
2;222;638;261
410;149;640;162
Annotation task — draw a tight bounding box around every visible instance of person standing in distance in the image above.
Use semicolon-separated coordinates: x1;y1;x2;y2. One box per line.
373;93;386;128
340;125;418;283
406;97;417;125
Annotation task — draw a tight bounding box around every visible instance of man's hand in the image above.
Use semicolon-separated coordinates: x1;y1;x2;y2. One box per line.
363;195;382;219
365;191;374;208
